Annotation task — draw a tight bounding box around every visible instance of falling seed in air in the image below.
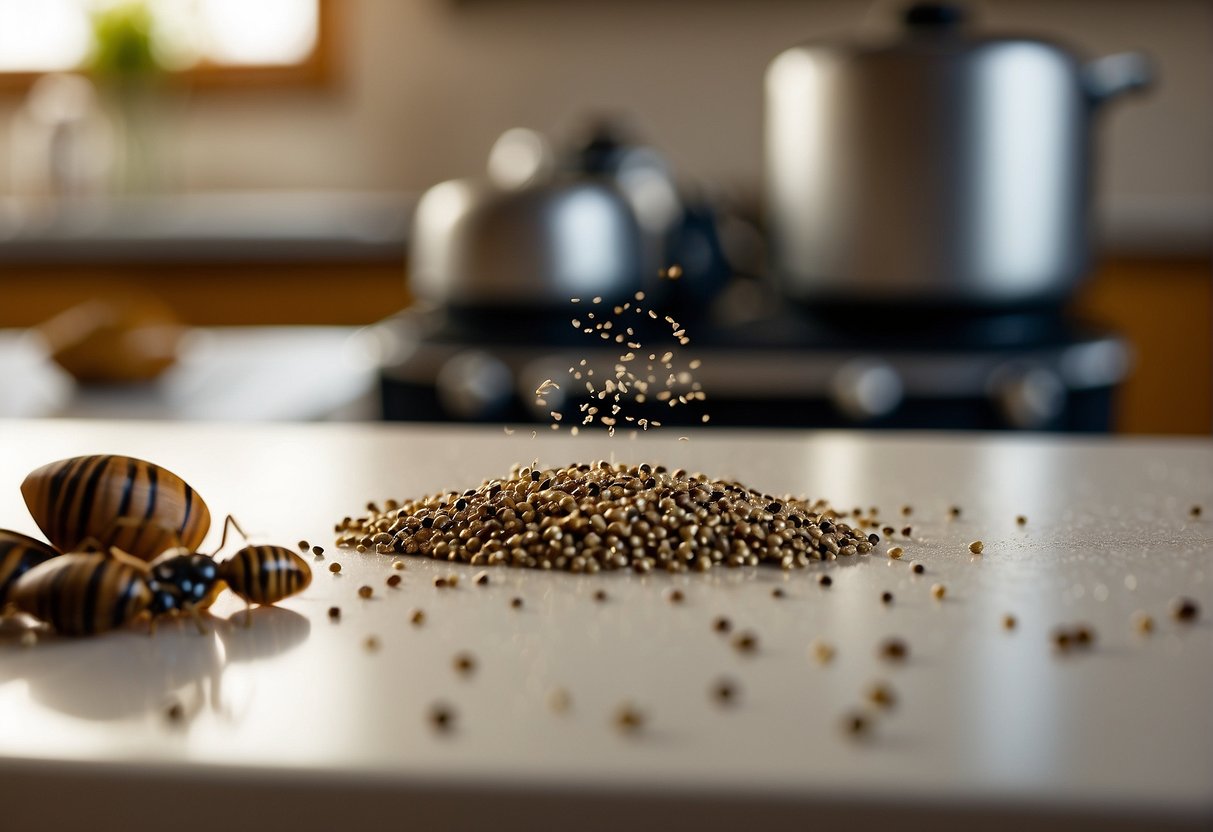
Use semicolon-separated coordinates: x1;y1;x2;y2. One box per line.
1002;614;1017;631
409;608;425;625
712;616;732;634
364;636;381;652
665;588;685;604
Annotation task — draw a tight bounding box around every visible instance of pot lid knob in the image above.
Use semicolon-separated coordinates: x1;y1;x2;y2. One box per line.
902;2;966;31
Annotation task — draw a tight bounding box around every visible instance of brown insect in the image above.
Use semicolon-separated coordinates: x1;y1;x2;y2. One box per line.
9;515;311;638
21;455;211;562
0;530;59;606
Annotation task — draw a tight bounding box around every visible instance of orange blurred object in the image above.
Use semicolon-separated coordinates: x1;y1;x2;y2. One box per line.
37;295;186;384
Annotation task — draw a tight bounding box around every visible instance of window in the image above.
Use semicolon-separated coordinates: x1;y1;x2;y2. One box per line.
0;0;329;87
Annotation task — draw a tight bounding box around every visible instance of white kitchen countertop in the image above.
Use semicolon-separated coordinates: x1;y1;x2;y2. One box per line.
0;421;1209;831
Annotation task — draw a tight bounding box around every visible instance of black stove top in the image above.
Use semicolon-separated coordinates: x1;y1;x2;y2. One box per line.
374;304;1130;432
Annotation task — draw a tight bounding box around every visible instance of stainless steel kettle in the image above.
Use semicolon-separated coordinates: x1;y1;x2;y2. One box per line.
765;2;1151;309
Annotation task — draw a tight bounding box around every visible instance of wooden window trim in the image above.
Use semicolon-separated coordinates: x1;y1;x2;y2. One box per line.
0;0;337;93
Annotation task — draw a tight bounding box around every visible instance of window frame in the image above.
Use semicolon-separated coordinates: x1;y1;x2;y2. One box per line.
0;0;336;92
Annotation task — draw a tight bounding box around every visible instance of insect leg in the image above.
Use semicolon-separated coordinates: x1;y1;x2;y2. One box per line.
211;515;249;557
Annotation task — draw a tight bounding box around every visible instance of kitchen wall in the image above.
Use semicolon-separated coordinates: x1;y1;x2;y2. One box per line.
2;0;1211;253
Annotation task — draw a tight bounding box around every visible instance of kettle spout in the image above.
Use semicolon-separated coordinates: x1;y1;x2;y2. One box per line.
1085;52;1152;106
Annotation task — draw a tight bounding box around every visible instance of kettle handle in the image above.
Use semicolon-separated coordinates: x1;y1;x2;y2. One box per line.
1085;52;1152;106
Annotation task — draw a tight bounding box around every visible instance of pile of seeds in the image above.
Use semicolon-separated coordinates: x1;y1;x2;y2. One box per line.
335;461;878;572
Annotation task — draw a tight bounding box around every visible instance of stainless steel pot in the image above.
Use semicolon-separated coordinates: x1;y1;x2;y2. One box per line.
410;128;649;311
766;2;1151;308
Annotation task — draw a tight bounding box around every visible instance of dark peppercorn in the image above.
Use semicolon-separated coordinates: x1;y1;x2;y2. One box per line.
881;591;894;605
328;606;341;620
1171;597;1200;623
818;574;833;587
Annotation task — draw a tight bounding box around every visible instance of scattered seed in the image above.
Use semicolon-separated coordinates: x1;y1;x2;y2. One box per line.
1171;597;1200;623
1053;629;1073;652
510;596;524;609
165;702;184;723
1002;614;1017;631
446;574;460;588
409;608;425;625
433;576;448;588
1015;515;1027;526
900;526;912;537
358;585;374;599
931;583;947;601
810;638;835;664
329;562;342;574
732;630;759;654
386;574;402;588
969;541;984;555
1190;505;1202;518
614;702;646;734
712;615;733;634
1132;611;1155;634
474;571;490;586
1073;625;1095;647
364;636;381;652
878;637;908;662
592;588;609;603
818;574;833;588
392;560;406;571
428;703;455;732
313;546;325;556
881;591;894;605
910;562;925;575
665;588;685;604
887;547;903;560
841;711;870;739
711;677;739;705
298;540;310;553
900;505;912;517
771;587;786;599
453;652;476;675
866;682;897;709
547;687;572;713
328;606;341;621
948;506;961;518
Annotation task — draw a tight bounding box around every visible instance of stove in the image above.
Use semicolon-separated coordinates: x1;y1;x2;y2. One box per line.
373;302;1130;432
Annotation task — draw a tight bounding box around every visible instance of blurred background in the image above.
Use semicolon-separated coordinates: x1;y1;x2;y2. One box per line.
0;0;1208;433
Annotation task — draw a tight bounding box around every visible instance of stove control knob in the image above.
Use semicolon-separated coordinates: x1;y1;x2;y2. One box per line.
990;364;1065;430
830;359;903;422
436;350;514;421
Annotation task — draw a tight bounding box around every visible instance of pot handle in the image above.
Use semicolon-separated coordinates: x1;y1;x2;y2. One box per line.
1085;52;1152;107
